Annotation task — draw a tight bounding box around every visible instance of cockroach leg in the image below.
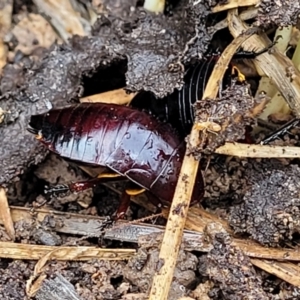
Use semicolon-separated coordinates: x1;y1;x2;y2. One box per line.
97;173;123;179
115;191;132;219
44;183;71;198
44;173;124;198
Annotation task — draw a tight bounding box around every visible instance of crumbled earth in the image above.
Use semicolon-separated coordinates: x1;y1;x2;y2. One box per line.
257;0;300;27
200;223;268;300
124;233;199;300
0;260;35;299
229;162;300;247
191;82;261;155
1;0;300;299
202;155;249;208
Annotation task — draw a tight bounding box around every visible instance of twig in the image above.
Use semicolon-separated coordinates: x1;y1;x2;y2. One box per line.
212;6;258;32
212;0;260;13
80;88;136;105
149;27;259;300
4;205;300;287
215;142;300;158
0;187;15;240
250;259;300;287
0;241;135;260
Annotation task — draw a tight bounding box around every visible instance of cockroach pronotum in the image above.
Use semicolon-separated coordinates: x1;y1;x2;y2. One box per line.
28;103;204;218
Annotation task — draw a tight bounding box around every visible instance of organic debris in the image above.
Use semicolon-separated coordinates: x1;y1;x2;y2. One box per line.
1;0;300;299
124;239;198;300
192;82;268;155
229;163;300;246
257;0;300;27
202;223;268;299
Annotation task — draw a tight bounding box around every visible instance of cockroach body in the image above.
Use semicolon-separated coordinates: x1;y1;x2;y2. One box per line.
28;103;204;209
130;47;272;136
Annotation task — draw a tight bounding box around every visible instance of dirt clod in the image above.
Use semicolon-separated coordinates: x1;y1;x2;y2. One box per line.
203;223;268;300
229;163;300;246
258;0;300;27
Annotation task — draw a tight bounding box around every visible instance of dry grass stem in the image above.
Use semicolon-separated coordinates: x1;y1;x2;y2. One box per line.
80;89;137;105
258;26;293;119
0;187;15;241
213;7;258;32
212;0;260;13
3;204;300;287
149;28;258;300
215;143;300;158
251;259;300;287
144;0;165;13
184;208;300;287
0;241;135;260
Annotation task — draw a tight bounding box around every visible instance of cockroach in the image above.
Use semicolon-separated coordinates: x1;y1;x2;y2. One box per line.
28;103;204;218
130;46;274;137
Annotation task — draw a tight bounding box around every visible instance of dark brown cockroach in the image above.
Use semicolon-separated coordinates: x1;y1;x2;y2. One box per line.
28;103;204;218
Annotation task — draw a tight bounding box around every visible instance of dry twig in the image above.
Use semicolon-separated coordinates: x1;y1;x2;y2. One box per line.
144;0;165;13
212;0;260;13
0;188;15;241
80;88;136;105
0;242;135;260
2;205;300;286
215;142;300;158
250;259;300;287
149;27;259;300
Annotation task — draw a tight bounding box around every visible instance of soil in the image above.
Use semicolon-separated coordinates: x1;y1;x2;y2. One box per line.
1;0;300;299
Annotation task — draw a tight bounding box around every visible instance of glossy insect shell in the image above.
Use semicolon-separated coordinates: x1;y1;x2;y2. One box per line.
28;103;204;203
